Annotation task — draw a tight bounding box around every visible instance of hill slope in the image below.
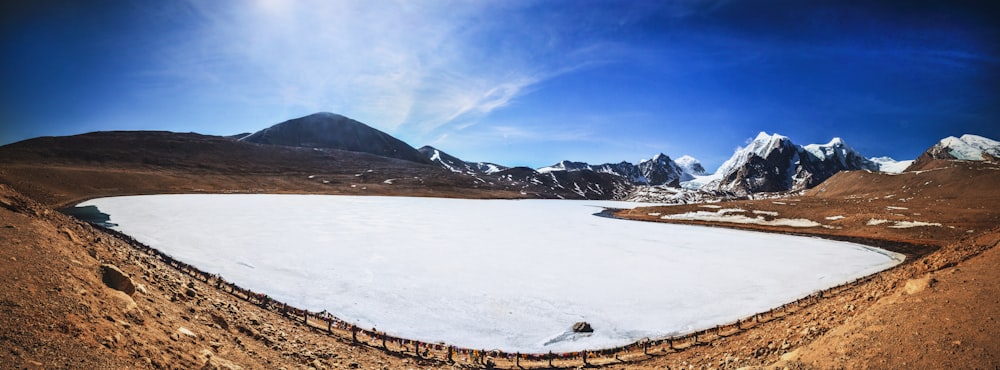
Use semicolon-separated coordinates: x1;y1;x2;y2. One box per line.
241;112;430;164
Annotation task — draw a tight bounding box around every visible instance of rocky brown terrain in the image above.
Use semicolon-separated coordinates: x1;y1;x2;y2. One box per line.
1;129;998;369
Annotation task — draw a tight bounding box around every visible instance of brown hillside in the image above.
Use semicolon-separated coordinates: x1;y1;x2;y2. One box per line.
0;131;528;208
619;159;1000;369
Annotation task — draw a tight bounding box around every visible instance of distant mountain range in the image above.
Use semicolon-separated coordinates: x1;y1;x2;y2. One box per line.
229;112;1000;200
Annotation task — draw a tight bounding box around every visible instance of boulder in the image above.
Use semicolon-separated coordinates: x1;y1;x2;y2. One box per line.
572;321;594;333
100;264;135;295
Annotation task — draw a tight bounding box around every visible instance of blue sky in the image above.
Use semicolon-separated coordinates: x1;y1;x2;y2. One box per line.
2;1;997;171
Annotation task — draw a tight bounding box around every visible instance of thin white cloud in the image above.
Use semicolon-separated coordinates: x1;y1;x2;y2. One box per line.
153;0;604;136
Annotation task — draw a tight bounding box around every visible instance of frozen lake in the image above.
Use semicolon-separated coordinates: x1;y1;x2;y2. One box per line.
80;194;903;352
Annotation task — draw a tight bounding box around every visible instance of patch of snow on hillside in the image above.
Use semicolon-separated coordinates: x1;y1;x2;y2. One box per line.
888;221;942;228
825;215;845;220
661;210;821;227
752;210;779;216
867;219;890;225
869;157;913;174
82;195;901;353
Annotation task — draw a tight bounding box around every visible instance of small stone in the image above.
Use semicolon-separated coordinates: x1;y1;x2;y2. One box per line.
178;326;197;338
572;321;594;333
100;264;135;295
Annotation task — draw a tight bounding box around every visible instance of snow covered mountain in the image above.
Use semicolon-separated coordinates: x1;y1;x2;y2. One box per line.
920;134;1000;162
493;166;633;200
417;146;507;175
703;132;877;195
241;112;430;164
536;153;695;187
675;155;706;177
638;154;688;186
907;134;1000;171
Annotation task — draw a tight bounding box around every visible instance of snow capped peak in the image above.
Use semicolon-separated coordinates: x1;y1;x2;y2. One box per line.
675;155;707;176
537;160;590;173
803;137;857;162
754;131;786;142
641;153;672;165
704;132;878;195
959;134;999;146
712;132;794;179
676;155;697;163
746;132;792;158
801;137;876;171
932;134;1000;161
637;154;684;186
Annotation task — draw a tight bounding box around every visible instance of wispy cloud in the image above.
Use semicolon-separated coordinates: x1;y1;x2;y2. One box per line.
152;0;605;136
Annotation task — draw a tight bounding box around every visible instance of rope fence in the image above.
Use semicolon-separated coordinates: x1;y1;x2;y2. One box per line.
96;225;902;369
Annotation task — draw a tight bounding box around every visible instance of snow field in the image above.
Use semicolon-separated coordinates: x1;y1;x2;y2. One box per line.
81;195;903;353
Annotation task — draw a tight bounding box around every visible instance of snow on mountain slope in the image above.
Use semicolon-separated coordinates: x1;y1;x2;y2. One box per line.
417;146;508;175
537;154;694;187
931;134;1000;161
869;157;914;174
537;160;592;174
675;155;707;176
638;153;687;186
802;137;873;169
702;132;876;195
712;132;794;182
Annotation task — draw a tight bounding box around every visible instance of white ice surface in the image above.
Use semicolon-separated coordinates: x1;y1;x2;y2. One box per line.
81;195;903;353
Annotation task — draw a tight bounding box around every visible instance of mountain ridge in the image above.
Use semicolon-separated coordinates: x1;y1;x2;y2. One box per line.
241;112;431;164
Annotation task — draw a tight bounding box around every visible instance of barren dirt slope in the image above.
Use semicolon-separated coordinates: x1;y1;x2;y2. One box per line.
0;184;454;370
